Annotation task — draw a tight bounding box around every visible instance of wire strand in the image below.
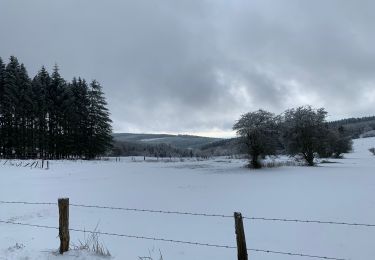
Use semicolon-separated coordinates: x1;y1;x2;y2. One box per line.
70;203;233;218
1;200;374;228
243;216;375;227
0;219;347;260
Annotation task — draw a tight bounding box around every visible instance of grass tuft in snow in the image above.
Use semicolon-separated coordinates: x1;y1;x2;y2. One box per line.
260;160;306;168
72;225;111;257
138;249;164;260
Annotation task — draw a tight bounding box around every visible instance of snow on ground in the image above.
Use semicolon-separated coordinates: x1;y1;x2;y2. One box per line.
1;137;375;260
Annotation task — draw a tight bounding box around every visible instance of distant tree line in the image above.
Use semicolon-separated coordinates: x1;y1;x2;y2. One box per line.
0;56;112;159
199;138;244;156
329;116;375;126
329;116;375;139
112;141;198;158
112;139;241;159
111;136;248;158
233;106;353;168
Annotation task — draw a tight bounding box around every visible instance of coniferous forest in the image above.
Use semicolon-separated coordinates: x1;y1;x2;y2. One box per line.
0;56;112;159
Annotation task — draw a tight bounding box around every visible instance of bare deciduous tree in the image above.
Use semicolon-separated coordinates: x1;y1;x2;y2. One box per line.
233;109;279;168
281;106;328;166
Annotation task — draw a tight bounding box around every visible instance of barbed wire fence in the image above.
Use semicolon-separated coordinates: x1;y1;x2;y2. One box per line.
0;199;362;260
2;200;374;228
0;159;49;169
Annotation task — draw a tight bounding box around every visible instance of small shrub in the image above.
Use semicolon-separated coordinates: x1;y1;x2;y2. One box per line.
260;160;305;168
320;160;339;164
369;148;375;155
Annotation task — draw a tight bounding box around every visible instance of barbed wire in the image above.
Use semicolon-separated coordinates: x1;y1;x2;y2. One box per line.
0;200;232;218
1;200;375;228
0;219;347;260
243;216;375;227
0;201;56;206
0;219;58;230
70;203;233;218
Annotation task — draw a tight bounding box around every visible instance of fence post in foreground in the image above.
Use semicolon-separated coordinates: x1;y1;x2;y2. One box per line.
234;212;248;260
58;198;70;254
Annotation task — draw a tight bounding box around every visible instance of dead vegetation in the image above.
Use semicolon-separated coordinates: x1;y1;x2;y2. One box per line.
72;225;111;257
138;249;164;260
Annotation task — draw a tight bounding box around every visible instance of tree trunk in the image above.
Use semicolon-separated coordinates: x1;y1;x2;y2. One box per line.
304;151;315;166
251;154;261;169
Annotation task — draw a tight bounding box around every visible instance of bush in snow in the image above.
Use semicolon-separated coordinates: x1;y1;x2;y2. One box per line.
369;148;375;155
318;128;353;158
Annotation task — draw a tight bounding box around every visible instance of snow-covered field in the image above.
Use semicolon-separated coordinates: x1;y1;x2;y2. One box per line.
1;138;375;260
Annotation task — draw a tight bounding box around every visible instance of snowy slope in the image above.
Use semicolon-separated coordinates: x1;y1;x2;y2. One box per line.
1;138;375;260
112;133;222;149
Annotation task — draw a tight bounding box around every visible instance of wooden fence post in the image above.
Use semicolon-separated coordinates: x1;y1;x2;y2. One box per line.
234;212;248;260
58;198;70;254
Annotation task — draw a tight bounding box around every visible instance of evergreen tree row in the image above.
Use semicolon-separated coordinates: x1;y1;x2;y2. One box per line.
0;56;112;159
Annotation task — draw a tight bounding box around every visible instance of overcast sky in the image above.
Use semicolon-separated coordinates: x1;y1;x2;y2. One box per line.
1;0;374;137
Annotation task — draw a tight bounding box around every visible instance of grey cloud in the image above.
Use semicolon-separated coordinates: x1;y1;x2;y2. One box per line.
1;0;374;136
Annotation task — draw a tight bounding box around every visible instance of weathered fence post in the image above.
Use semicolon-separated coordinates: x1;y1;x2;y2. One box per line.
234;212;248;260
58;198;70;254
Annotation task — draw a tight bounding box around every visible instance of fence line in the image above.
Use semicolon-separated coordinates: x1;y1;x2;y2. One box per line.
0;201;56;206
243;216;375;227
1;200;374;228
1;159;49;169
0;219;347;260
70;203;233;218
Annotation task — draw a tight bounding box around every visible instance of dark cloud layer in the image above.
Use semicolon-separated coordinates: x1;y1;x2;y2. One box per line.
1;0;374;136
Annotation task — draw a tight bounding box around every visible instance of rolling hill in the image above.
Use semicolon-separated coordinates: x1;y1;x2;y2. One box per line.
112;115;375;157
112;133;223;150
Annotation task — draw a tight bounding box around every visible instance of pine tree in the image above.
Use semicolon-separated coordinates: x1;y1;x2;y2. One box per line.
0;57;5;157
32;67;50;158
0;56;112;159
70;78;90;158
48;64;66;158
87;80;113;158
2;56;21;157
17;64;32;157
59;82;75;158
